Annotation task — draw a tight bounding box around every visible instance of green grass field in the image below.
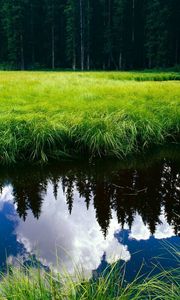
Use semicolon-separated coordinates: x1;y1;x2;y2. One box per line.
0;71;180;163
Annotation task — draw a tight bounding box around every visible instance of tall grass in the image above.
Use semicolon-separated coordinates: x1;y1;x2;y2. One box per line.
0;252;179;300
0;71;179;164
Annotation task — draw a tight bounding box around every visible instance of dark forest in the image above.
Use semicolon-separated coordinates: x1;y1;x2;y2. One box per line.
0;0;179;70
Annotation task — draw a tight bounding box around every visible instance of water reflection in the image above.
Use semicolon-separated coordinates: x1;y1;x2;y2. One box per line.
2;159;179;237
0;148;179;277
1;183;131;274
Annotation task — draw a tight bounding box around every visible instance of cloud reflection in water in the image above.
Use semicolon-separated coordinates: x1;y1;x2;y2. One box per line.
16;183;130;273
0;181;177;275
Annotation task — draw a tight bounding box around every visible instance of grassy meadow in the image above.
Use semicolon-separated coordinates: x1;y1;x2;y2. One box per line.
0;71;180;163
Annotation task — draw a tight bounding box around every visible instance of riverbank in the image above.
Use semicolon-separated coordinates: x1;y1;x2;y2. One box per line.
0;71;179;164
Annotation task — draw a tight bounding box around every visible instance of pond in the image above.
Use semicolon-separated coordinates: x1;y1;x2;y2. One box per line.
0;146;179;281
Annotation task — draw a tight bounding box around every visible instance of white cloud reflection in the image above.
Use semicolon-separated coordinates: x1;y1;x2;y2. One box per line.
0;185;14;210
129;210;175;241
154;209;175;240
15;184;130;273
129;214;151;241
0;183;176;274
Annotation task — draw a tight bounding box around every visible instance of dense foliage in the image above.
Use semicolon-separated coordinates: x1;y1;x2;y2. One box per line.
0;0;179;70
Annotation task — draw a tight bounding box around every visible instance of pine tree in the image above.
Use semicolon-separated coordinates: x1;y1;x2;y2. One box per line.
1;0;28;69
103;0;114;69
0;0;178;70
84;0;91;69
169;0;180;66
113;0;125;69
45;0;63;69
65;0;78;70
145;0;170;68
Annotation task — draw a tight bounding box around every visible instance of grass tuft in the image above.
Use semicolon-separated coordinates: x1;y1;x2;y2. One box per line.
0;71;179;164
0;252;179;300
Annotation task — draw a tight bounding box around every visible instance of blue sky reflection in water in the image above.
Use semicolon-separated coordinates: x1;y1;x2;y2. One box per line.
0;150;179;280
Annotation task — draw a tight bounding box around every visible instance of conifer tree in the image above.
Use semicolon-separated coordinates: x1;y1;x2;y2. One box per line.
65;0;78;70
1;0;28;69
0;0;178;70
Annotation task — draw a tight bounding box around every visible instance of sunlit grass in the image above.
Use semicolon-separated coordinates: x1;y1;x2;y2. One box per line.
0;250;179;300
0;71;179;163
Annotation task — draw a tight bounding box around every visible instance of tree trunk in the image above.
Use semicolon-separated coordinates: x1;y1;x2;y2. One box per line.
80;0;84;70
86;0;90;70
148;56;152;69
52;25;55;69
175;37;178;65
87;54;90;70
30;2;35;67
73;47;76;70
119;52;122;70
108;0;111;69
132;0;135;43
20;33;25;70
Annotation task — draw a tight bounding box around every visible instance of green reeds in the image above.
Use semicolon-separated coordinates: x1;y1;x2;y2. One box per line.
0;71;179;164
0;251;179;300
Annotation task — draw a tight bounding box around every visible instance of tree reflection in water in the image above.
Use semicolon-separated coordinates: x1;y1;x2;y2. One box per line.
0;151;179;238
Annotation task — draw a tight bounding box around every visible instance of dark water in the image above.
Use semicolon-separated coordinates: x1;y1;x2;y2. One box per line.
0;146;179;281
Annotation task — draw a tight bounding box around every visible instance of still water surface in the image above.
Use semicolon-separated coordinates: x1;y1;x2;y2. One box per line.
0;147;179;281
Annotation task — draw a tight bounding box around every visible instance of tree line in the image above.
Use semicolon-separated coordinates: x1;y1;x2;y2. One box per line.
0;0;179;70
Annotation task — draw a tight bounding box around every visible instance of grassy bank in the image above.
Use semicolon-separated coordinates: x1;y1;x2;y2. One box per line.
0;263;179;299
0;71;180;163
